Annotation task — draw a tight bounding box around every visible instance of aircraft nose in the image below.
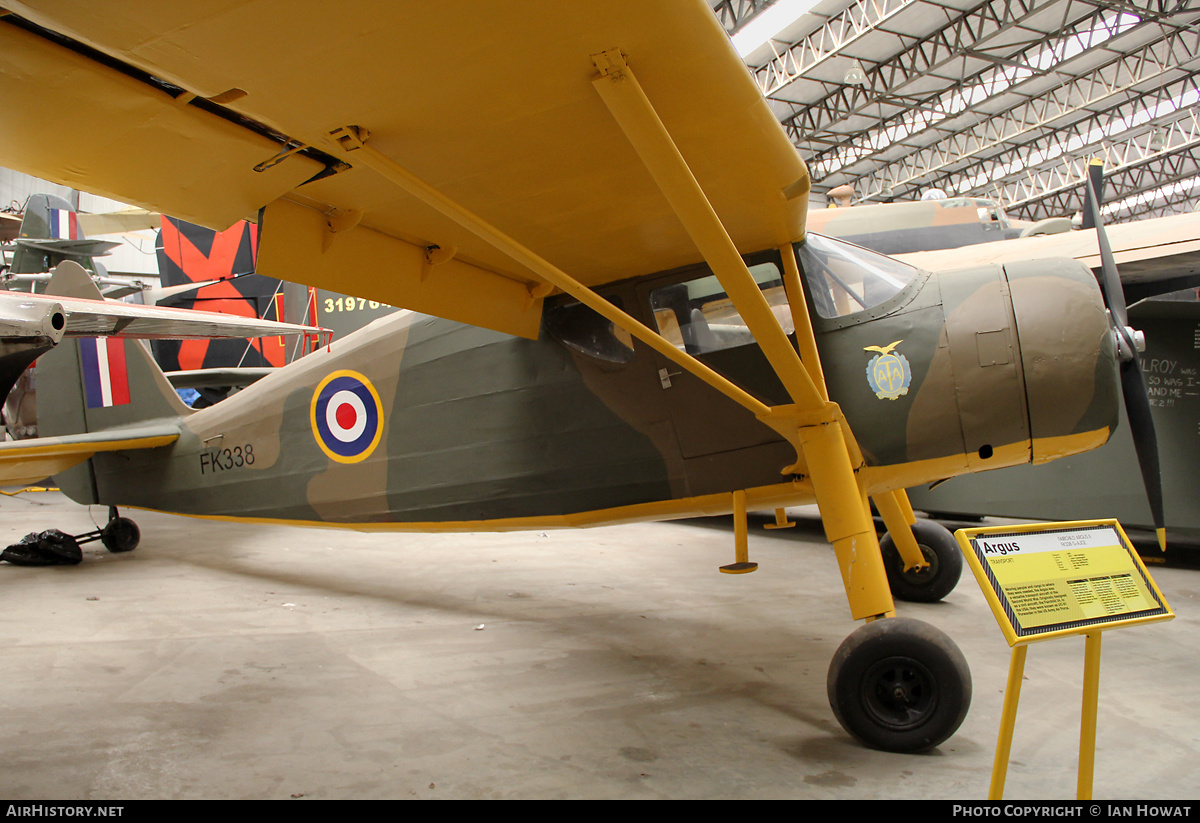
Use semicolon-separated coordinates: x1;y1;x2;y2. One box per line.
1005;257;1120;462
0;298;66;345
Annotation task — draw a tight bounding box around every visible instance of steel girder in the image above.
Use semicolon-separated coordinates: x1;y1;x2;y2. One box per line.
712;0;1200;220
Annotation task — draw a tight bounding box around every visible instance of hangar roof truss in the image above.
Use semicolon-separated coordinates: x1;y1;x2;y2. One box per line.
713;0;1200;221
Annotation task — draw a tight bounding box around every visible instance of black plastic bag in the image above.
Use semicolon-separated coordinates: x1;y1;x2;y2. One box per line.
1;529;83;566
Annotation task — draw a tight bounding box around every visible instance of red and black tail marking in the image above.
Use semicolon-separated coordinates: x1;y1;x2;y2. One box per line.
152;217;287;370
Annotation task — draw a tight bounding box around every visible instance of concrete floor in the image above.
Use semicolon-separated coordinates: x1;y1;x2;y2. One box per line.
0;488;1196;801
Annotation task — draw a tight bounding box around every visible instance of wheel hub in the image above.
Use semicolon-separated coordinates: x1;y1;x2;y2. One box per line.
863;656;937;730
902;545;938;582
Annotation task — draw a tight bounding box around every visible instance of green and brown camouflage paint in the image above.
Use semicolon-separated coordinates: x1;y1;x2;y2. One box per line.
35;240;1118;529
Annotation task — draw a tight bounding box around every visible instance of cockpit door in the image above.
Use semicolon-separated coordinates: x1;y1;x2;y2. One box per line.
636;256;791;460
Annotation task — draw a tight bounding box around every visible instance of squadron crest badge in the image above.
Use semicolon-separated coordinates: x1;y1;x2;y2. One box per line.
864;340;912;400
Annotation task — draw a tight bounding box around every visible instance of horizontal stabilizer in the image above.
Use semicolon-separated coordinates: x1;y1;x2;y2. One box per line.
0;424;178;486
11;237;121;257
77;208;161;237
165;367;274;389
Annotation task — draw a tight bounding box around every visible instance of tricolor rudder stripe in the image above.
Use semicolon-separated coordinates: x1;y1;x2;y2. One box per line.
79;338;131;408
310;370;384;463
48;208;80;239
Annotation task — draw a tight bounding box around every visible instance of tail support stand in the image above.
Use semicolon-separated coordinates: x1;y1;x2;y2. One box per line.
73;506;140;554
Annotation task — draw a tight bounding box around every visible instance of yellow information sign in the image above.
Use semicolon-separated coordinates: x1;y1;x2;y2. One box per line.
955;519;1173;646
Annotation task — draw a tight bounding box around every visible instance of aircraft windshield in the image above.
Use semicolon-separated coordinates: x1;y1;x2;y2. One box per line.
648;262;793;355
798;233;918;319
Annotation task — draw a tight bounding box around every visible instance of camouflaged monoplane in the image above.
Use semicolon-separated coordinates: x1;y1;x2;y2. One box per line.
0;0;1167;753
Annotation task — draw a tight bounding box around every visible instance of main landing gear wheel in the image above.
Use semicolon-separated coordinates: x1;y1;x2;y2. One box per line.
879;519;962;603
827;618;971;753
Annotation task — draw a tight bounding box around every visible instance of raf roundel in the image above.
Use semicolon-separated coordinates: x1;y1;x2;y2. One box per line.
310;371;384;463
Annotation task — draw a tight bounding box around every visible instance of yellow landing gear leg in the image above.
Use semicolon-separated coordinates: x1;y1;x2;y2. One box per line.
797;416;893;622
874;488;964;604
804;420;972;753
589;48;969;752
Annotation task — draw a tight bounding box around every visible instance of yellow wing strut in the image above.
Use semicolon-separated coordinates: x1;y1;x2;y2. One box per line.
589;49;893;620
590;49;821;413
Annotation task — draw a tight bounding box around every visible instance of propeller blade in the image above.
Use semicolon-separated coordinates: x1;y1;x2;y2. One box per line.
1084;163;1166;549
1121;358;1165;549
1083;169;1127;329
1080;160;1104;230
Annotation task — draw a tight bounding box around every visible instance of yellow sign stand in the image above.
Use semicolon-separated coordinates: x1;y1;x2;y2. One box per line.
954;519;1173;800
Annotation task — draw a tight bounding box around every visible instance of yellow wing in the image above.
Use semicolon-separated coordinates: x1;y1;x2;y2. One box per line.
0;2;809;339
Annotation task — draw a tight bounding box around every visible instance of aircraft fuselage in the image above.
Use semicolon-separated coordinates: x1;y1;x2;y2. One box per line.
40;238;1119;530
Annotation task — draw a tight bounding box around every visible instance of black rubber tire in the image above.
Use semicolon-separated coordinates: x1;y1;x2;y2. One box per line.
100;517;140;553
827;617;972;753
879;519;962;603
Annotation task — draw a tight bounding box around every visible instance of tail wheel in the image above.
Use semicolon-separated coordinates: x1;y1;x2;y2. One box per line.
827;618;971;753
879;519;962;603
100;517;140;553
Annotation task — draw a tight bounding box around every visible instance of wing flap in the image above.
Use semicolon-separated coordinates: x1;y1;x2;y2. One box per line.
0;18;324;230
0;426;178;486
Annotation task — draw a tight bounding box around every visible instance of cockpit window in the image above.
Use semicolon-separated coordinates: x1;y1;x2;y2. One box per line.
797;233;918;319
648;262;793;355
543;296;635;364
